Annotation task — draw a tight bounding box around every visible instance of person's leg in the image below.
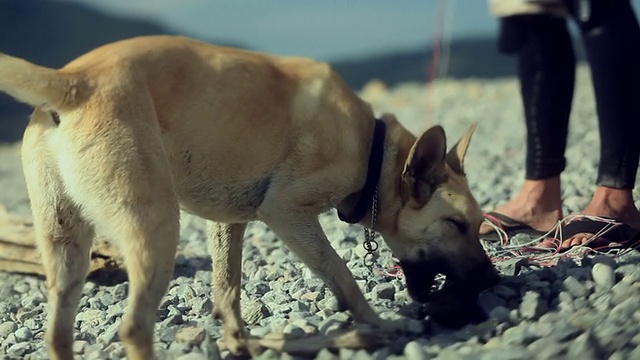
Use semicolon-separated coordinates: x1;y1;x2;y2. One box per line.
481;14;575;234
561;0;640;248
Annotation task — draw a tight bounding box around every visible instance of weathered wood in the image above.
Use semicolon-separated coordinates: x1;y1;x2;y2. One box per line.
0;204;125;280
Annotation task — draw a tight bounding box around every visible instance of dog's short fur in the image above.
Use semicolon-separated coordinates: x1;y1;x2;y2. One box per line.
0;35;499;359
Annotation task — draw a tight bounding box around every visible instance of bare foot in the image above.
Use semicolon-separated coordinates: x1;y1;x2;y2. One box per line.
480;177;564;234
560;186;640;249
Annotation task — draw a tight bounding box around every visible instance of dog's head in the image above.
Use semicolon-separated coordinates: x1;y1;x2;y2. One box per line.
383;118;499;303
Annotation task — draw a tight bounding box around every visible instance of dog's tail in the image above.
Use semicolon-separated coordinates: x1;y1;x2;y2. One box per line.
0;53;84;111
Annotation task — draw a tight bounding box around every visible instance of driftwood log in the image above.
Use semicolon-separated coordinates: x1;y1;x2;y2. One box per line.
0;204;126;282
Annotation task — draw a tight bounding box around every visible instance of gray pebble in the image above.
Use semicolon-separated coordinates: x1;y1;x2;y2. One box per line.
282;323;306;339
566;331;601;360
489;306;511;324
480;346;527;360
563;276;589;299
527;321;553;338
608;351;625;360
254;348;281;360
590;254;617;268
73;340;89;354
191;297;213;315
526;338;568;359
288;278;307;296
177;353;209;360
0;321;18;339
159;327;179;343
269;317;288;333
99;319;121;345
404;340;428;360
241;299;271;325
499;258;529;276
519;291;547;320
174;326;206;346
321;296;341;312
611;281;635;305
13;283;31;294
502;326;539;346
553;323;583;341
591;263;616;291
371;282;395;301
2;333;17;349
7;342;31;357
194;270;212;285
352;349;374;360
316;348;338;360
319;312;350;334
112;282;128;300
177;284;197;302
629;346;640;360
566;267;590;281
14;326;33;342
262;290;291;305
337;249;352;262
615;264;638;277
20;292;45;308
104;342;126;359
610;297;638;322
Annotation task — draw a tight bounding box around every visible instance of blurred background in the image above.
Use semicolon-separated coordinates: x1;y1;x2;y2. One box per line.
1;0;638;142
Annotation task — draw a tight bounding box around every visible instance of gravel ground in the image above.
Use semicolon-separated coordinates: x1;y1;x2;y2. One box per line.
1;65;640;359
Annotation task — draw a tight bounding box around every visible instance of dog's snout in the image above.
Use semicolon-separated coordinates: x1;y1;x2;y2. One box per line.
399;259;437;303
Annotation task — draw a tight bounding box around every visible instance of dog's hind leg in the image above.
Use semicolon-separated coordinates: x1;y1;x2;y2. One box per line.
50;118;180;359
108;202;180;360
209;222;255;355
22;151;94;360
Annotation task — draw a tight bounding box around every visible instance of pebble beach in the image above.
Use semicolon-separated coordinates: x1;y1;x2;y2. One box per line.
1;64;640;359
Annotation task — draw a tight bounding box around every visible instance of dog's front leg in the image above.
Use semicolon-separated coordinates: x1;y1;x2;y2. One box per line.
258;208;393;331
209;222;256;356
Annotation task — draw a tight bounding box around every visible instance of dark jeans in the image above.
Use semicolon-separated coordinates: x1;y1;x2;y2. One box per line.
497;0;640;189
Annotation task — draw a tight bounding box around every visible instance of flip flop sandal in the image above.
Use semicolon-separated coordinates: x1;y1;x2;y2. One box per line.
557;216;640;249
480;211;548;242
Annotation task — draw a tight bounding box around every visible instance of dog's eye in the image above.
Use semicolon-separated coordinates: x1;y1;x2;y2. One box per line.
446;218;468;234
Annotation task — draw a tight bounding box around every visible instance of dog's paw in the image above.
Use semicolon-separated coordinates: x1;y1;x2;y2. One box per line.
328;324;391;350
216;333;264;358
373;317;427;336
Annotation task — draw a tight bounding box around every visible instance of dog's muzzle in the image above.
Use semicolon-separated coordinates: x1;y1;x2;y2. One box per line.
400;258;500;304
400;259;440;303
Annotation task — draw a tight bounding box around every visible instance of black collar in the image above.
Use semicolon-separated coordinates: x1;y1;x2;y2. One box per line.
337;118;387;224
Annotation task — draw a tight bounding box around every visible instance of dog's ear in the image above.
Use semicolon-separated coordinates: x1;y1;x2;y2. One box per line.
446;122;477;175
401;125;447;204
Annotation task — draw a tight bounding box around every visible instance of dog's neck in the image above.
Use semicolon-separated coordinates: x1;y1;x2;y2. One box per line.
336;119;386;225
372;120;416;236
336;117;415;235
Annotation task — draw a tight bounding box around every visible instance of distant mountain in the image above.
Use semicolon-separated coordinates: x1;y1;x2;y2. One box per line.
0;0;582;143
0;0;246;142
332;37;516;91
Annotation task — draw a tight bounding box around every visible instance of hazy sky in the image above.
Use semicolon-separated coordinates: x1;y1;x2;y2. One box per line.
64;0;640;62
64;0;499;61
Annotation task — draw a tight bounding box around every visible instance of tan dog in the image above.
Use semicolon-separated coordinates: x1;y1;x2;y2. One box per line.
0;35;498;359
